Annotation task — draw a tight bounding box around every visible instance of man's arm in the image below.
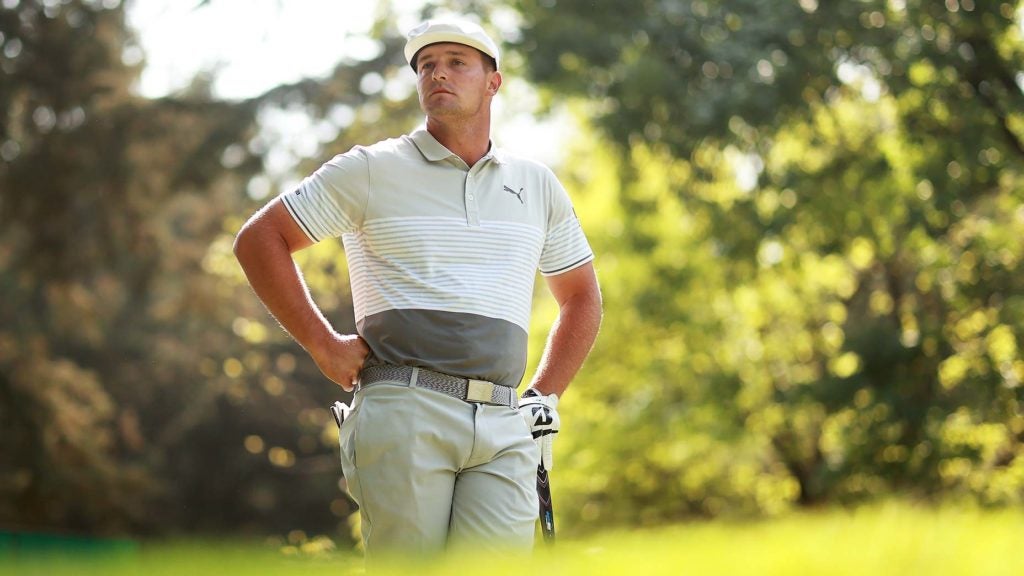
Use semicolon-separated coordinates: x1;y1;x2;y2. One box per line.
526;262;603;397
233;197;368;390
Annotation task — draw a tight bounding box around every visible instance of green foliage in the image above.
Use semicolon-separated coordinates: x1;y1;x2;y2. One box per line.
1;0;423;537
514;0;1024;527
513;0;1024;159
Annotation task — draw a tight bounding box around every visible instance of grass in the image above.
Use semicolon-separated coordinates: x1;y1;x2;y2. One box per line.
3;501;1022;576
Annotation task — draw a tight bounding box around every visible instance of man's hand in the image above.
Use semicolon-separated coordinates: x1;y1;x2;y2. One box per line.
519;389;560;470
309;333;370;391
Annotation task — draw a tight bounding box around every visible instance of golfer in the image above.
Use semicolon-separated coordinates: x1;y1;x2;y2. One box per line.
234;17;602;558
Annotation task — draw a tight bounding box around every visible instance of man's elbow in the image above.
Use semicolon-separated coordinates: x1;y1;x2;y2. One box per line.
590;286;604;325
588;272;603;311
576;280;603;327
233;217;263;265
232;222;251;261
568;268;603;321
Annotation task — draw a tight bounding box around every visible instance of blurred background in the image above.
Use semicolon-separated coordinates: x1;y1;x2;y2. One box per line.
2;0;1023;551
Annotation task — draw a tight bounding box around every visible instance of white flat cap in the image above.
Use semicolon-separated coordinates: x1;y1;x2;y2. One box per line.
404;18;500;70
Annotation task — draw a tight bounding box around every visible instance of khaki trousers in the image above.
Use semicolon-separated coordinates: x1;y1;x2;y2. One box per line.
338;376;537;560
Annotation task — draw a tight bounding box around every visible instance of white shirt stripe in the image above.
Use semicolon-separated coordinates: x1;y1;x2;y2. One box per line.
344;217;543;329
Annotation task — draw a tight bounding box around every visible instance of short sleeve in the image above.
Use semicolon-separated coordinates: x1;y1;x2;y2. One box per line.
539;173;594;276
279;148;370;242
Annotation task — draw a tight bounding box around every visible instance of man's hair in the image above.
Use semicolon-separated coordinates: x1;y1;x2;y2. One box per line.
482;53;497;72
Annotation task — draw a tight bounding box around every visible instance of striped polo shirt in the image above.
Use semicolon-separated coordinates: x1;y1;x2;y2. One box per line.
281;128;593;388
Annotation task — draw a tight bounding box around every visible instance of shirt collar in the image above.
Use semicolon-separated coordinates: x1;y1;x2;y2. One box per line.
410;127;507;166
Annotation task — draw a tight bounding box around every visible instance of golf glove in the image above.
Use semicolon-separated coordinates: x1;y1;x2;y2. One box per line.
520;389;560;470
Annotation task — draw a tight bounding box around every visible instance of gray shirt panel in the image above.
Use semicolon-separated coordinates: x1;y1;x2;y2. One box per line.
359;308;528;388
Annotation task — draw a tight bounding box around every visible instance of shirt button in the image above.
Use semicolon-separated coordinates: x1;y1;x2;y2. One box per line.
468;194;475;200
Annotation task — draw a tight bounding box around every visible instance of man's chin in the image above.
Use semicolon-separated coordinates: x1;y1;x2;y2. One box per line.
424;104;464;118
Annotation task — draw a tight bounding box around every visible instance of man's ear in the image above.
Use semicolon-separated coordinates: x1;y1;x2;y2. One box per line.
488;71;503;95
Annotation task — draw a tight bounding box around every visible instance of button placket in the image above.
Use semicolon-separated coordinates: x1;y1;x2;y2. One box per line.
465;171;481;226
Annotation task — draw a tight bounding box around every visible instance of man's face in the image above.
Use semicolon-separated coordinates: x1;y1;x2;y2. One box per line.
415;42;499;120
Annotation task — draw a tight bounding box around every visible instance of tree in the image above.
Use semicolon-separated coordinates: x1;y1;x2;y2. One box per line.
512;0;1024;526
0;0;424;537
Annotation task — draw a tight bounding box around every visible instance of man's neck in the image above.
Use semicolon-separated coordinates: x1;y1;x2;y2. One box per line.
426;116;492;168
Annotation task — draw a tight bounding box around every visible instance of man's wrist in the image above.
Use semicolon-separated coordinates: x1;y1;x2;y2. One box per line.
522;387;559;399
303;327;338;359
521;387;559;409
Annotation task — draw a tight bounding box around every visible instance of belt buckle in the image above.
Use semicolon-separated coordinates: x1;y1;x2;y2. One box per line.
466;379;495;404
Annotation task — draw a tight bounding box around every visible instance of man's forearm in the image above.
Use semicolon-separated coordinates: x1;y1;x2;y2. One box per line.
234;225;334;353
527;289;603;397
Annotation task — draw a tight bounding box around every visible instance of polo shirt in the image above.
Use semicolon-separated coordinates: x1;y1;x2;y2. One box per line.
281;128;593;388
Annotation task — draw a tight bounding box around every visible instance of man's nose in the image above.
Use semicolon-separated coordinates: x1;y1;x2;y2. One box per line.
431;66;447;81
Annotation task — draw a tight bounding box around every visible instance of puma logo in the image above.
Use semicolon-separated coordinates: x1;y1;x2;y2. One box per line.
503;185;524;204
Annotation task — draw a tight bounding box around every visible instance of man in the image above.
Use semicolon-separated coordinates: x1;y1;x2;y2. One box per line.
233;17;601;558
